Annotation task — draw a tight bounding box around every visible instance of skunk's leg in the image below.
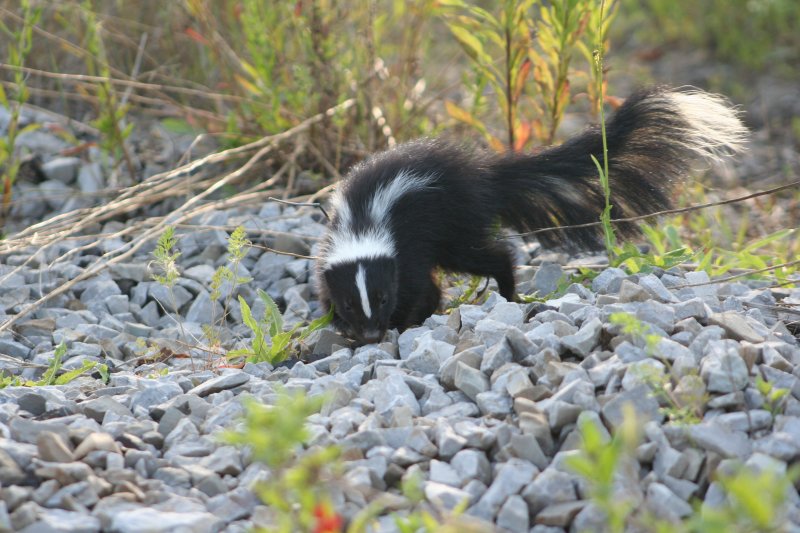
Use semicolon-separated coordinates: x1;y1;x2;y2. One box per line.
406;276;442;326
446;241;516;301
391;265;442;329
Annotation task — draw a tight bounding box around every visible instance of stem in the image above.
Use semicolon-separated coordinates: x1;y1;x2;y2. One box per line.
505;22;514;151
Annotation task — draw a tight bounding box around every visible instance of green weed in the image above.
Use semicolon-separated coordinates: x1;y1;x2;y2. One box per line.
755;375;790;418
0;342;107;388
205;226;253;347
224;392;343;533
228;289;333;365
151;226;181;287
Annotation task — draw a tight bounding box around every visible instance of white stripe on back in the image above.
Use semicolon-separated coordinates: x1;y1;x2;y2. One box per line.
355;264;371;318
368;170;436;228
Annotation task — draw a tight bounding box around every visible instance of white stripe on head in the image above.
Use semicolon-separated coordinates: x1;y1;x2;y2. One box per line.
325;227;395;267
355;263;371;319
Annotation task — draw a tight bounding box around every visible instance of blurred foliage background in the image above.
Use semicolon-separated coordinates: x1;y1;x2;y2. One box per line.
2;0;798;159
1;0;799;273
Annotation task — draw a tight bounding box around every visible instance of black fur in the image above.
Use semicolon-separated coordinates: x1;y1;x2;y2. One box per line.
316;87;745;342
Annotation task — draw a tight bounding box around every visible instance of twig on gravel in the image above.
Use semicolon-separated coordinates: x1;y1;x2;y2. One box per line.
247;243;318;260
267;197;330;221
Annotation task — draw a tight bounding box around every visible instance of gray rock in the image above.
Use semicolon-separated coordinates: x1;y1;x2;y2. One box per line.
591;267;626;294
110;262;150;282
436;424;468;460
618;279;650;303
454;362;489;402
602;384;663;431
0;448;25;484
155;466;192;488
398;327;430;359
475;391;513;417
186;372;250;397
685;271;718;298
534;500;585;527
561;317;602;358
532;262;563;296
700;340;749;393
636;300;676;332
36;431;74;463
42;157;82;184
130;381;184;413
110;508;224;533
79;278;122;306
522;468;578;514
312;330;349;356
487;302;524;326
440;348;483;389
647;482;693;520
77;162;103;193
451;449;492;486
688;422;752;459
199;446;242;476
454;420;497;450
81;396;133;423
473;458;538;519
480;339;513;374
206;486;258;522
185;290;222;324
708;312;765;343
429;459;462;487
546;400;582;430
571;502;609;533
148;283;193;313
372;374;420;416
673;298;708;321
424;482;471;510
74;432;121;459
0;338;30;359
496;494;529;531
752;432;800;461
21;508;101;532
639;274;678;303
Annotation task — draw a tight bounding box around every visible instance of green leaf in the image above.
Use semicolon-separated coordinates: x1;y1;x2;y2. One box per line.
448;24;492;65
39;342;67;386
238;296;259;334
742;229;792;253
299;305;335;340
258;289;283;337
54;360;97;385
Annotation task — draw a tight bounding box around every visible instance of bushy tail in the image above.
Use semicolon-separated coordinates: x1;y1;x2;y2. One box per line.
491;87;748;249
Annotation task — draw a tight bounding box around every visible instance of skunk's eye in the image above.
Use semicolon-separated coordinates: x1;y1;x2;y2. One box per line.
379;294;388;306
343;301;354;312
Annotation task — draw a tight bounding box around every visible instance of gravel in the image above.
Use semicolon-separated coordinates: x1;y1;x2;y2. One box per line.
0;129;799;532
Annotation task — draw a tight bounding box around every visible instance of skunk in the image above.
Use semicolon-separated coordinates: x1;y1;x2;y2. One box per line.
316;87;747;343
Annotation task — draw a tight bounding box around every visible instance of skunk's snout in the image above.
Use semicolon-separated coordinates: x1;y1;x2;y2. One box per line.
361;329;384;344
